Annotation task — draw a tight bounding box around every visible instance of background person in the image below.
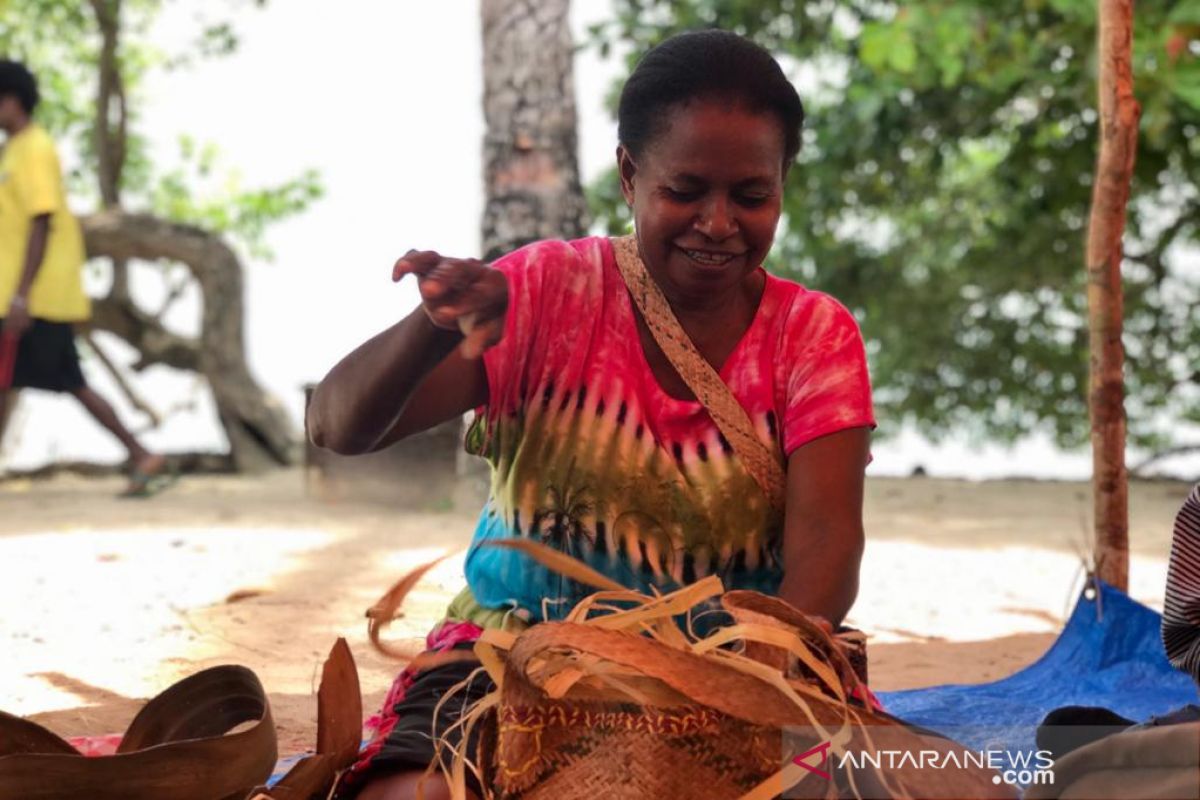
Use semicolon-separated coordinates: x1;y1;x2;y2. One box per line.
0;60;167;496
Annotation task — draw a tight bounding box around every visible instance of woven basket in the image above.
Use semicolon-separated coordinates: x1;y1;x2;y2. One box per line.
465;617;1012;800
373;542;1013;800
477;620;845;800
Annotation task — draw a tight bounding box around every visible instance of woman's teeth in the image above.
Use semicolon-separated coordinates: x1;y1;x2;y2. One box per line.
682;249;737;266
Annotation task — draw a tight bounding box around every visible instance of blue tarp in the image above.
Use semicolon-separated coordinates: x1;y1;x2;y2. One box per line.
876;579;1200;755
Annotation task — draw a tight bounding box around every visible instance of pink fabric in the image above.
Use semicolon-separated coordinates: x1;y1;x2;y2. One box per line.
65;733;123;757
465;237;876;613
0;334;17;391
854;683;885;712
350;619;485;784
482;237;875;461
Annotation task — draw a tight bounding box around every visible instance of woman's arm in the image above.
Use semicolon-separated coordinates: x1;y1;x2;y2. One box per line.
305;252;506;454
777;426;871;627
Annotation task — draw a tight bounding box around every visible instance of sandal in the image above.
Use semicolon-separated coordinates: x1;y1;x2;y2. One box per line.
119;464;179;499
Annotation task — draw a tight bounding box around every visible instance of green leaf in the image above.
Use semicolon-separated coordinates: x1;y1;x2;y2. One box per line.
1169;70;1200;110
1048;0;1096;22
888;31;918;74
859;24;894;72
1167;0;1200;25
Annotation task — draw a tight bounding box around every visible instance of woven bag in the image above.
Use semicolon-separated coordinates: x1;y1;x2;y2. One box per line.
477;619;850;800
368;541;1014;800
381;542;1012;800
469;613;1013;800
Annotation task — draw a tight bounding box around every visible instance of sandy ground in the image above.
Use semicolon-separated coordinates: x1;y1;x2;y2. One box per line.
0;470;1192;754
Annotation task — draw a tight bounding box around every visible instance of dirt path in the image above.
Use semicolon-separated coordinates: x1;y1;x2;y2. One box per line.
1;471;1191;752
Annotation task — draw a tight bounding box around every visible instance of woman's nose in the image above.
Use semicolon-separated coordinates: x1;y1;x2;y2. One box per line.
695;197;737;241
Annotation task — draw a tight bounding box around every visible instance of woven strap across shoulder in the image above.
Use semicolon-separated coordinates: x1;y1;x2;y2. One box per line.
611;235;787;513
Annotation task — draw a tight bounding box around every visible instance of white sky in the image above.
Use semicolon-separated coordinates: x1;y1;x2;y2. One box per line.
0;1;1195;481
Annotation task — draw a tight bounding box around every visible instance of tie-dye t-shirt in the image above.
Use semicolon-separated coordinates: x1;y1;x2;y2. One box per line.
459;236;874;624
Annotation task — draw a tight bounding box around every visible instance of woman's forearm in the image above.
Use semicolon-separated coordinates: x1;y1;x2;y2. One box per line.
780;429;870;628
779;530;863;627
306;308;461;454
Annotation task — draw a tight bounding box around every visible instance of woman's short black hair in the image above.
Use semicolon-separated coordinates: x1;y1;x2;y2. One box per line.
617;30;804;167
0;60;39;114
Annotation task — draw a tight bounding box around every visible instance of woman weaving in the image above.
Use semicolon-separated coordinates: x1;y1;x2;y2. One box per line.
307;30;875;800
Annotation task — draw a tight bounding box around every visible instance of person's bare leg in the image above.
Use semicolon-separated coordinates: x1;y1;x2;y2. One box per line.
356;770;477;800
70;385;164;474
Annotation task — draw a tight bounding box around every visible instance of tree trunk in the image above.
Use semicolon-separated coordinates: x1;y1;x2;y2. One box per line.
1085;0;1140;590
81;211;298;471
441;0;589;496
480;0;588;262
89;0;126;211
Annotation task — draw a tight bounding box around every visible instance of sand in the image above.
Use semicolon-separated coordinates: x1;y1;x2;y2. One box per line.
0;470;1191;754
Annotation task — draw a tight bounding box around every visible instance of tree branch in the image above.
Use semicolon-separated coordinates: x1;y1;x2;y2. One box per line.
108;258;131;302
88;294;201;371
1125;214;1192;287
154;265;192;323
1131;444;1200;475
80;330;162;426
132;393;200;437
80;210;299;469
0;452;235;481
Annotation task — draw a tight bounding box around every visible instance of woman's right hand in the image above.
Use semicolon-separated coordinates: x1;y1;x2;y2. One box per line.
393;250;508;359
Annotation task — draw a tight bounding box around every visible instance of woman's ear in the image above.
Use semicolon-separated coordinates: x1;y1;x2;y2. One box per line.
616;144;637;208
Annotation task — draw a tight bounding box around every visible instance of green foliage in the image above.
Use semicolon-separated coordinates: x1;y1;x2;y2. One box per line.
0;0;322;256
590;0;1200;449
0;0;95;154
152;136;323;259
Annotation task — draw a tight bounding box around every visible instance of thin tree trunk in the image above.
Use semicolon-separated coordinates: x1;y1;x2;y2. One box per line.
90;0;125;210
480;0;588;261
90;0;133;301
1086;0;1140;590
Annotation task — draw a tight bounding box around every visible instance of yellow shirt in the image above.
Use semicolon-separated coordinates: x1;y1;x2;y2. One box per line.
0;124;90;322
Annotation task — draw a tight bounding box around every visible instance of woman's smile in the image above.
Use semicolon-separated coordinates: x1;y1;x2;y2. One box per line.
675;245;746;271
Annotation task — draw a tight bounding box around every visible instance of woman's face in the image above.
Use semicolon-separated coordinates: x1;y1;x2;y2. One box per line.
618;98;786;304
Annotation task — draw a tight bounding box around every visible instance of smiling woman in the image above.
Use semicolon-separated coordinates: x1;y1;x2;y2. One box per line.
305;29;875;800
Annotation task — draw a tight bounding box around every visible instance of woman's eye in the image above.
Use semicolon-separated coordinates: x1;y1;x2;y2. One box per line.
737;194;771;207
665;187;702;202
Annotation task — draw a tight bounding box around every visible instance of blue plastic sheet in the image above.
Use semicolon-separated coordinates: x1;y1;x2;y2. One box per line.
876;579;1200;755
